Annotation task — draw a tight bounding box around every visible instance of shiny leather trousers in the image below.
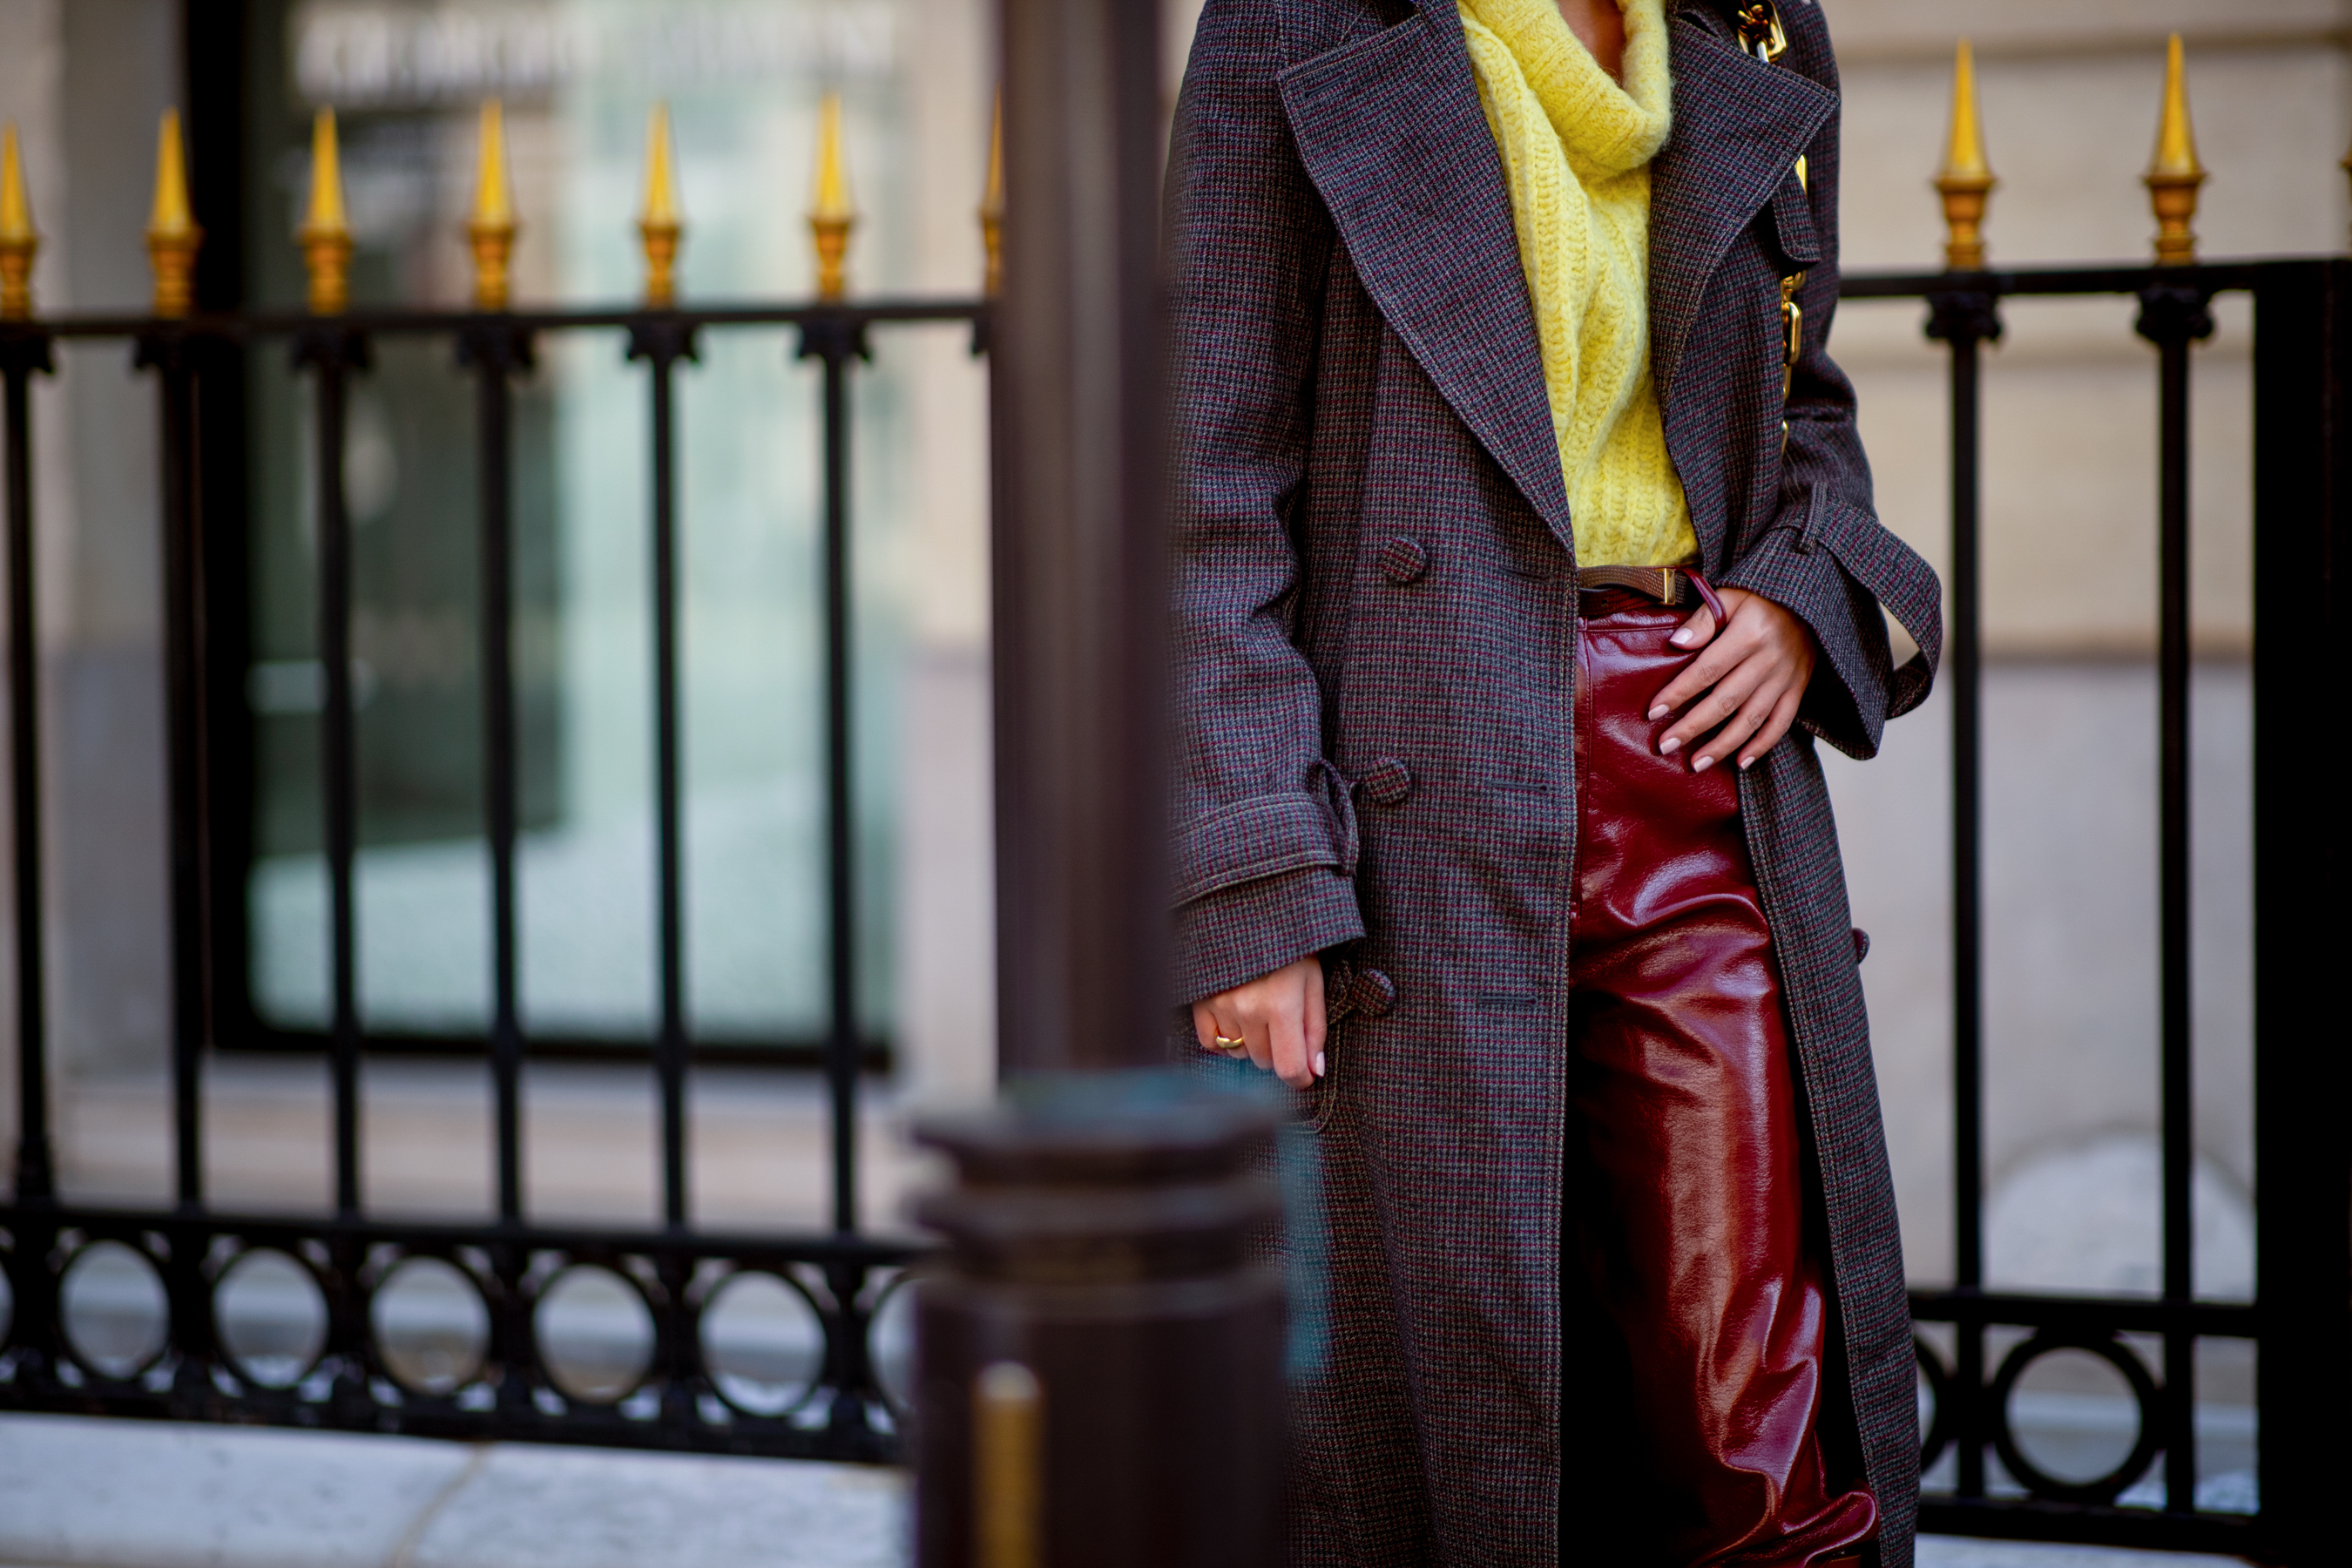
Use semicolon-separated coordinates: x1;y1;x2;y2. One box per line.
1560;594;1878;1568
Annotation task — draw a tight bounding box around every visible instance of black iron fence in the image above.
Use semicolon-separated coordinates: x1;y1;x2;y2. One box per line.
1848;253;2350;1562
0;291;980;1461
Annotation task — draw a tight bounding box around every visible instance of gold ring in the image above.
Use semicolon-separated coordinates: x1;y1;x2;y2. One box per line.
1213;1035;1247;1051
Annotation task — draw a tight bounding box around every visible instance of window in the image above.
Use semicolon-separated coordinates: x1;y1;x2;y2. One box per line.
229;0;932;1054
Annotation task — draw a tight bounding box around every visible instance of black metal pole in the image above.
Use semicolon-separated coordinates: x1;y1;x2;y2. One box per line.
791;318;866;1235
0;328;64;1404
182;5;261;1098
462;324;531;1224
461;321;536;1428
629;320;703;1432
787;308;868;1240
145;333;209;1209
2249;257;2352;1568
826;352;856;1239
790;288;876;1433
627;321;697;1230
141;327;225;1413
2137;282;2210;1513
1950;326;1984;1501
3;333;53;1206
483;350;520;1223
913;0;1282;1561
988;0;1170;1076
2157;333;2195;1515
296;328;367;1218
1928;285;1998;1497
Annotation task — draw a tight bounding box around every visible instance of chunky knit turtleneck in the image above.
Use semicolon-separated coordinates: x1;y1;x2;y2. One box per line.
1457;0;1696;568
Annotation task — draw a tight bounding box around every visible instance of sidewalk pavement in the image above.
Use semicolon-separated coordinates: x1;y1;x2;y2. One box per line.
0;1413;2247;1568
0;1415;899;1568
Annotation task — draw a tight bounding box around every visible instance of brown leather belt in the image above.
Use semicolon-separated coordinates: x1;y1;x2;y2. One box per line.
1577;564;1692;604
1575;563;1729;622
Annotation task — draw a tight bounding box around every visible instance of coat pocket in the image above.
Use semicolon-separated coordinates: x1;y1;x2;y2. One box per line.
1295;1020;1341;1133
1299;952;1382;1134
1305;953;1399;1131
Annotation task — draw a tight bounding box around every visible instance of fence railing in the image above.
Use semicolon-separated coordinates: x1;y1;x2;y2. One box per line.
0;99;980;1461
0;31;2346;1567
1846;38;2351;1564
1844;252;2349;1561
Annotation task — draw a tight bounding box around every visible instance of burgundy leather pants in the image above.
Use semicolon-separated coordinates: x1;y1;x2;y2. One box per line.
1560;591;1877;1567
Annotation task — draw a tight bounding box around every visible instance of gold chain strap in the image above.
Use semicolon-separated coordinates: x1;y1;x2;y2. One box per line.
1734;3;1808;445
1732;2;1787;62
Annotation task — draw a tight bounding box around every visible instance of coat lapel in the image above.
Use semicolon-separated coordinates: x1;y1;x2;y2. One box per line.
1277;0;1573;549
1648;6;1836;397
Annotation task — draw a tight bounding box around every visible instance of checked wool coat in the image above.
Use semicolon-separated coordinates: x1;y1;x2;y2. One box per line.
1166;0;1943;1563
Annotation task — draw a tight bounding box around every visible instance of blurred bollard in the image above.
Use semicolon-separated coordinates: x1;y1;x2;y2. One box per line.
911;1074;1284;1568
920;0;1287;1549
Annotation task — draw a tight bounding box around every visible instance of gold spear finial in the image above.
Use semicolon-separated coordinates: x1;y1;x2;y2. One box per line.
147;109;203;318
2144;34;2205;266
980;93;1004;296
298;108;353;314
469;99;519;310
0;122;37;321
808;91;855;301
1933;40;1995;271
639;102;682;308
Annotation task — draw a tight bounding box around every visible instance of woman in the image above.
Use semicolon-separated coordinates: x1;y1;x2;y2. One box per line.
1167;0;1941;1563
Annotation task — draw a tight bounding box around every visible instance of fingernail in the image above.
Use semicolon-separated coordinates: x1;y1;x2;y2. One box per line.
1659;737;1681;754
1314;1051;1327;1078
1739;754;1755;770
1646;704;1669;720
1693;754;1714;772
1670;629;1694;646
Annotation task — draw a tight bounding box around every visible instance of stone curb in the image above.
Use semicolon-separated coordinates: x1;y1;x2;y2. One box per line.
0;1415;903;1568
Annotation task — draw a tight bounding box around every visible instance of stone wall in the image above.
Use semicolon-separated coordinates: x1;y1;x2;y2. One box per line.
0;0;181;1102
1823;0;2343;1290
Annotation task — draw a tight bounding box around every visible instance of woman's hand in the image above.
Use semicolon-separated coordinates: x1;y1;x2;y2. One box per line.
1648;587;1819;772
1192;956;1326;1089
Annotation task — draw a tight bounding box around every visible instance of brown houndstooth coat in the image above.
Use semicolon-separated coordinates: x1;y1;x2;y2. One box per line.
1167;0;1942;1562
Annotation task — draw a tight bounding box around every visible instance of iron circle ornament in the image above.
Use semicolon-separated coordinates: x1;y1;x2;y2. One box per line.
57;1234;172;1382
369;1252;494;1397
1988;1330;2164;1504
863;1265;922;1417
534;1261;659;1406
1915;1335;1955;1473
213;1246;331;1389
697;1266;828;1417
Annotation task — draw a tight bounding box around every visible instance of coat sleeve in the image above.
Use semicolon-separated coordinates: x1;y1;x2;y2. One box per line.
1714;3;1943;761
1166;0;1366;1005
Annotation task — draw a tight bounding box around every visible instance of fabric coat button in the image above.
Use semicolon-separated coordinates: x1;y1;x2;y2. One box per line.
1362;758;1413;808
1352;968;1397;1017
1851;928;1870;964
1377;537;1428;585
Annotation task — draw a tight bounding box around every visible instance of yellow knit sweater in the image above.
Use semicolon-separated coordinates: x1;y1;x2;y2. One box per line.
1457;0;1695;568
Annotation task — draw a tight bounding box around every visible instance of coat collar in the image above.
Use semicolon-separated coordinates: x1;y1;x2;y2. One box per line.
1647;4;1835;395
1278;0;1572;550
1276;0;1835;543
